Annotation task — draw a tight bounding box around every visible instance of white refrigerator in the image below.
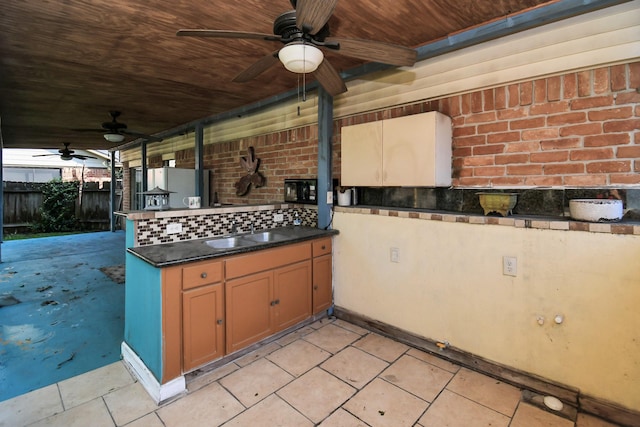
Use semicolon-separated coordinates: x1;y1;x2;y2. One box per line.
147;167;209;209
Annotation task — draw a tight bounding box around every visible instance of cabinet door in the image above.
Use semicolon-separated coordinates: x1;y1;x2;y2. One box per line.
341;121;383;186
313;254;332;314
226;271;274;354
182;283;224;372
382;112;452;186
274;261;312;331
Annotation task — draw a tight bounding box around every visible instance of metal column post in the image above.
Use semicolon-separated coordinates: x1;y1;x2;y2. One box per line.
110;150;117;231
0;120;4;262
141;142;148;192
317;88;334;229
194;124;204;200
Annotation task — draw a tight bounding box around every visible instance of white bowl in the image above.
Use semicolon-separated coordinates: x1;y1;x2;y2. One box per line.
569;199;623;222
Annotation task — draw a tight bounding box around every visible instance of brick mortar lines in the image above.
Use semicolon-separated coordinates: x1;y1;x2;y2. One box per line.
449;63;640;187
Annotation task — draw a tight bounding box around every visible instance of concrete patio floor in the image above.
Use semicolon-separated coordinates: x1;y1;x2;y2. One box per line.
0;231;126;402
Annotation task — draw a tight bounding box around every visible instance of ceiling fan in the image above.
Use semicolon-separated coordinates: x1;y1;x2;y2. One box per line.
32;143;97;161
176;0;417;96
73;111;163;143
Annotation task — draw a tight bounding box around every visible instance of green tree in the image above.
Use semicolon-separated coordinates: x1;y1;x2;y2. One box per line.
32;179;80;232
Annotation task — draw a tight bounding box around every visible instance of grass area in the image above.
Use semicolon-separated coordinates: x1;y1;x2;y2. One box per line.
2;231;87;241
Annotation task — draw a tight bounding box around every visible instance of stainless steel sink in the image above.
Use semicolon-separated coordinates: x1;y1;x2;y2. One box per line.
243;231;289;243
205;236;256;249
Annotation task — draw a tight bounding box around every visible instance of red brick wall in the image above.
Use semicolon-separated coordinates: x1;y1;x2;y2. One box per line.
334;61;639;188
449;63;640;187
123;61;638;207
174;126;341;205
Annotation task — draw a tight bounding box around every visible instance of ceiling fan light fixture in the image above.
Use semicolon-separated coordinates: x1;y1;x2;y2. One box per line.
60;154;73;161
104;132;125;143
279;43;323;73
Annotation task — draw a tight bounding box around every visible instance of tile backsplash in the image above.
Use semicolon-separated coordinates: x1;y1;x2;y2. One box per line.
135;206;318;246
358;187;640;220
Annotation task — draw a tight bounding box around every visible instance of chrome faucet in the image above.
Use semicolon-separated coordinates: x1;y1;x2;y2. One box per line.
230;221;237;234
250;222;255;234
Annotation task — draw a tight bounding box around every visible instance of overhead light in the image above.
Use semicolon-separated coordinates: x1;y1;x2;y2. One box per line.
104;132;125;143
279;43;323;73
60;155;72;161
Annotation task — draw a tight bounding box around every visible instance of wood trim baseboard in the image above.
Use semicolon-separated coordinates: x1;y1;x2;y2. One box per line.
333;306;640;427
579;395;640;427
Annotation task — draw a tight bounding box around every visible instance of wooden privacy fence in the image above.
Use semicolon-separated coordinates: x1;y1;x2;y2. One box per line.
3;181;117;234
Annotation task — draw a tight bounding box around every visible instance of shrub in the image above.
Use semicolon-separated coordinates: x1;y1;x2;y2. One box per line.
31;179;80;232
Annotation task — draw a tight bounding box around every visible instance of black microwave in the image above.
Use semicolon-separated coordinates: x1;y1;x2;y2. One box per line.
284;179;317;204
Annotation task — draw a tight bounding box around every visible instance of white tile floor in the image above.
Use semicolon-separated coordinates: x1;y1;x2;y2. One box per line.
0;318;621;427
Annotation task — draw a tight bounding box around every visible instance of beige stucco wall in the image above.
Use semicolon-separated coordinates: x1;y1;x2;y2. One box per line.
332;211;640;411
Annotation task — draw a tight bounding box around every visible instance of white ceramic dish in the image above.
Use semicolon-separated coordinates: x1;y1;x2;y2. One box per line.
543;395;564;411
569;199;623;222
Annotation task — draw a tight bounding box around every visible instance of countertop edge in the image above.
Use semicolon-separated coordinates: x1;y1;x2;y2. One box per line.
334;205;640;235
127;228;339;268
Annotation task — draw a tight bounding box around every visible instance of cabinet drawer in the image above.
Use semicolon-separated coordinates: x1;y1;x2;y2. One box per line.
312;238;332;257
182;261;223;290
226;242;311;280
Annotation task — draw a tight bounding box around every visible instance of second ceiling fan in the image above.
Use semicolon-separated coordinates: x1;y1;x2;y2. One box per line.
74;111;162;143
176;0;417;96
32;143;96;161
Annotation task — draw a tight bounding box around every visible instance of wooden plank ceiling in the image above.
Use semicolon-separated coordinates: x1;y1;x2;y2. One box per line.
0;0;557;150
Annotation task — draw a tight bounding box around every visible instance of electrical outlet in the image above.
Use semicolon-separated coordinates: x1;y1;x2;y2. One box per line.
503;256;517;276
167;223;182;234
327;191;333;204
273;213;284;223
390;247;400;263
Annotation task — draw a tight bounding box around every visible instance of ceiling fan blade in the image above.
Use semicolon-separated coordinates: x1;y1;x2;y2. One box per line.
122;130;163;142
177;29;280;42
326;37;417;67
313;59;347;96
32;154;57;157
296;0;338;35
72;128;104;133
233;51;280;83
73;155;97;160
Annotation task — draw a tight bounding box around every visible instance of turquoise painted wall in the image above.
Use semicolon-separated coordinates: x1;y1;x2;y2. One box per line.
124;221;163;381
125;219;135;249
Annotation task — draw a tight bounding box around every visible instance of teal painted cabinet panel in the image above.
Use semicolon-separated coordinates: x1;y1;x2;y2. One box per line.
124;252;163;381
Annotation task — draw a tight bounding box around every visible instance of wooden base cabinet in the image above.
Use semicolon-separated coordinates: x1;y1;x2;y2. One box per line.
312;238;333;314
274;261;312;331
181;260;224;372
173;237;332;374
225;243;313;353
182;283;224;371
225;271;274;354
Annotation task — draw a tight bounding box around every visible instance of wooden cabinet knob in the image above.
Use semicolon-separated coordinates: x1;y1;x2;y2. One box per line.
314;285;318;290
201;272;207;279
321;245;326;250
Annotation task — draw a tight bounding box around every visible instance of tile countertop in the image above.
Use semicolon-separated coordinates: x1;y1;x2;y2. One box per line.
334;205;640;235
127;226;339;268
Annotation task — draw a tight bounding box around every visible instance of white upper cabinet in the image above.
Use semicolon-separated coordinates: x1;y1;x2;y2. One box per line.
341;111;452;187
341;120;383;186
